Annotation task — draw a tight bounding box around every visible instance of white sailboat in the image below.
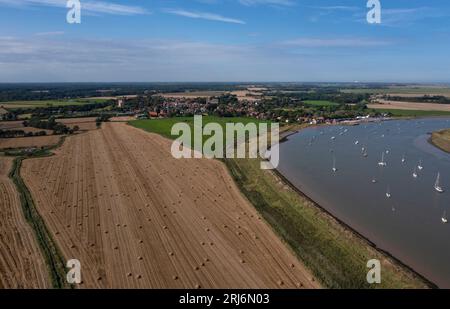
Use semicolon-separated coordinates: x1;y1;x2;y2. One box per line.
434;172;444;193
332;156;337;173
412;166;418;178
442;211;448;224
386;186;391;198
378;152;387;167
418;159;423;171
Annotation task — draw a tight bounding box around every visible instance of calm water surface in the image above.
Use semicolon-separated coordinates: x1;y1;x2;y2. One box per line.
278;118;450;287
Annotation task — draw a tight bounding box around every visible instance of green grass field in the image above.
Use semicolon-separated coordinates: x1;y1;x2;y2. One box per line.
130;116;430;288
130;116;270;142
374;108;450;117
303;100;339;107
0;98;110;109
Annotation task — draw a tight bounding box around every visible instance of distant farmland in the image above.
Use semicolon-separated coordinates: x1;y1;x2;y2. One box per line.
0;98;109;109
342;87;450;97
303;100;339;107
371;108;450;117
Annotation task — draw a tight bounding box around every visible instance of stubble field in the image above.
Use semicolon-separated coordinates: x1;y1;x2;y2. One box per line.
20;122;318;288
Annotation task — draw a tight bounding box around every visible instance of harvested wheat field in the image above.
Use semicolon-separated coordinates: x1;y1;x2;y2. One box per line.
0;121;24;130
0;157;50;288
57;118;97;131
0;135;60;150
368;100;450;112
110;116;135;122
21;122;319;289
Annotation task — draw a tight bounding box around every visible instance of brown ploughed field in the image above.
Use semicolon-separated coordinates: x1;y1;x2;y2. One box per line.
0;157;50;288
0;135;61;150
368;100;450;112
0;121;24;130
21;122;319;288
57;117;98;131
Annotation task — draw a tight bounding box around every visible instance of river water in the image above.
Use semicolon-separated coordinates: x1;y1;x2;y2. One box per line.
278;118;450;287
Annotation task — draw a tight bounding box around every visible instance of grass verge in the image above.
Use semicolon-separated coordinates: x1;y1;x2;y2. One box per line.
7;136;70;288
374;109;450;117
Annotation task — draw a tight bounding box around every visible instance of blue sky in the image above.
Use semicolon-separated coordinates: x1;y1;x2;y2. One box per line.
0;0;449;82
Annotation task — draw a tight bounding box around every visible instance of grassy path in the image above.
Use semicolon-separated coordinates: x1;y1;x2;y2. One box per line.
7;138;70;288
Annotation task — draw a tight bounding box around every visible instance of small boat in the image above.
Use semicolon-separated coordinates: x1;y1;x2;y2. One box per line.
435;172;444;193
401;155;406;163
331;136;336;140
355;140;359;145
418;159;423;171
386;187;391;198
385;150;390;154
378;152;387;167
442;211;448;224
332;156;337;173
413;167;418;178
372;178;377;184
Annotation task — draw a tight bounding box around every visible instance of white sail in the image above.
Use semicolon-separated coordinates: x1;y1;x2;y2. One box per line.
435;172;444;193
378;152;386;166
418;159;423;170
332;156;337;172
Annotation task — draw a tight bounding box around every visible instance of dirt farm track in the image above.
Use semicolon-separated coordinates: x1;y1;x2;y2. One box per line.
20;122;318;288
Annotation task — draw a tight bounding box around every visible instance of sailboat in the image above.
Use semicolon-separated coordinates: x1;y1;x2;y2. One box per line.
386;186;391;198
442;211;448;224
434;172;444;193
418;159;423;171
378;152;387;167
332;156;337;173
412;166;418;178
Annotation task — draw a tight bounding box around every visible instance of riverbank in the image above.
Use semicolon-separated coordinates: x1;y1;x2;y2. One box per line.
224;156;432;288
430;129;450;153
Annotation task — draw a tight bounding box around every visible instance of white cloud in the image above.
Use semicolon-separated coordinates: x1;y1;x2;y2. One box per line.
282;37;392;47
35;31;65;36
165;9;245;24
0;0;148;15
238;0;295;6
